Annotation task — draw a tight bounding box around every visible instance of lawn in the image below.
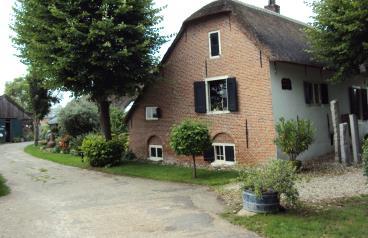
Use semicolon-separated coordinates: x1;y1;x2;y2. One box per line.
223;195;368;238
24;145;238;186
0;174;10;197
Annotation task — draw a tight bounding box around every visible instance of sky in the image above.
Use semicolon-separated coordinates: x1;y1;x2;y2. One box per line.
0;0;314;106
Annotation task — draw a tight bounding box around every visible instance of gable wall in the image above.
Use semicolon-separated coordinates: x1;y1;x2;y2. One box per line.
128;14;276;165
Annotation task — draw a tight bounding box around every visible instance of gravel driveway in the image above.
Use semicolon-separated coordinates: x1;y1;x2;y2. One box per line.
0;143;258;238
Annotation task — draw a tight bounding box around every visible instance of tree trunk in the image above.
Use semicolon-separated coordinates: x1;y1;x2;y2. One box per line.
192;155;197;179
34;118;39;146
98;99;112;141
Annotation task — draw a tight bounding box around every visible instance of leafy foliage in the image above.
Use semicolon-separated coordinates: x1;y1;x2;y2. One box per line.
169;120;212;157
170;120;212;178
110;107;127;135
5;77;31;112
12;0;167;140
306;0;368;81
81;134;124;167
58;97;99;137
239;160;299;206
275;118;314;161
362;139;368;178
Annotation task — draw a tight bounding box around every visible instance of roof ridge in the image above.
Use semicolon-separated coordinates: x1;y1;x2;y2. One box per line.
230;0;310;27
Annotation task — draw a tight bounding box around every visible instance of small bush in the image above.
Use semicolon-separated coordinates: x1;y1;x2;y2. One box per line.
169;120;212;178
362;139;368;178
81;134;124;167
239;160;299;206
113;133;129;151
69;135;85;155
275;117;314;161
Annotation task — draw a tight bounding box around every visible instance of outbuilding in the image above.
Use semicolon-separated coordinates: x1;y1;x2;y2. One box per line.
0;95;32;143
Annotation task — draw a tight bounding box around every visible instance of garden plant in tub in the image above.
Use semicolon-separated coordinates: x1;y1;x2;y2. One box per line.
239;160;299;213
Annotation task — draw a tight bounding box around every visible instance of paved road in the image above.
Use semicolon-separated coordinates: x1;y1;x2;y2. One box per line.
0;143;258;238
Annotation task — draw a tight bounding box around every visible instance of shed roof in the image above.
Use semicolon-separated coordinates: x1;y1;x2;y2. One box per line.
162;0;321;67
0;95;32;120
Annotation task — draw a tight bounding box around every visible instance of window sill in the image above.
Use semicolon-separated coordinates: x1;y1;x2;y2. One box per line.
211;160;236;167
209;55;221;60
206;110;231;115
148;157;163;162
146;118;159;121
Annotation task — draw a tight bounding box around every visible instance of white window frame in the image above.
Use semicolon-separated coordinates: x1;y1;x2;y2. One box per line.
148;145;163;161
212;143;236;165
145;107;159;120
208;30;221;59
205;76;231;114
351;86;368;121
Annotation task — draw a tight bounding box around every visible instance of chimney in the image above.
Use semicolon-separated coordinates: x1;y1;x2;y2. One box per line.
265;0;280;14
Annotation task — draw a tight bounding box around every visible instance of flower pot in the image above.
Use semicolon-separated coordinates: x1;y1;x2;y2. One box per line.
242;190;280;214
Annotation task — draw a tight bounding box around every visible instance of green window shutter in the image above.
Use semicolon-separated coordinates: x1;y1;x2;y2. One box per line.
320;83;329;104
227;77;238;112
203;147;215;162
194;81;207;113
304;81;313;104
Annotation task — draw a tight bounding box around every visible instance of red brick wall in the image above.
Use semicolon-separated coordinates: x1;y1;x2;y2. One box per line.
128;14;276;165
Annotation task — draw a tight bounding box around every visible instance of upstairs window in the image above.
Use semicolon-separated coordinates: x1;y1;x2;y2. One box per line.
209;31;221;58
145;107;160;120
304;82;329;105
208;79;228;112
194;77;238;114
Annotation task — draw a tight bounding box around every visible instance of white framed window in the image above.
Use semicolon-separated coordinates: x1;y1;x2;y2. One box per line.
213;143;235;164
145;107;159;120
149;145;163;161
209;31;221;58
205;76;229;113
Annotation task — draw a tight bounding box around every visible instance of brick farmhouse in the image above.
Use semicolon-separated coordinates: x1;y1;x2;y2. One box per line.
125;0;368;166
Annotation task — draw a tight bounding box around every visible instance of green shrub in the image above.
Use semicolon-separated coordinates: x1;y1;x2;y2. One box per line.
275;117;314;161
81;134;124;167
40;124;50;140
113;133;129;151
123;151;137;161
58;97;99;137
169;120;212;178
362;139;368;178
239;160;299;206
110;106;127;134
69;135;85;155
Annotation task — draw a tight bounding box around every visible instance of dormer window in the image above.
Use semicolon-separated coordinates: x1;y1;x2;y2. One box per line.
209;31;221;58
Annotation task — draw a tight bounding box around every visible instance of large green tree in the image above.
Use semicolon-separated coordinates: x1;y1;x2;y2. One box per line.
4;77;31;112
306;0;368;81
12;0;166;140
27;71;58;145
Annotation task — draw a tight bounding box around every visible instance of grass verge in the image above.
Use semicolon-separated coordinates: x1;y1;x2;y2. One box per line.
0;174;10;197
222;195;368;238
24;145;238;186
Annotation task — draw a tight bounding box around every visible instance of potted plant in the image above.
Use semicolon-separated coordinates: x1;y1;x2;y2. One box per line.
239;160;299;213
275;117;314;170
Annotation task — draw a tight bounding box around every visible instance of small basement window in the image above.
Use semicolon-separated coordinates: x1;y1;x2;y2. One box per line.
145;107;159;120
213;143;235;163
149;145;163;161
209;31;221;58
281;78;292;90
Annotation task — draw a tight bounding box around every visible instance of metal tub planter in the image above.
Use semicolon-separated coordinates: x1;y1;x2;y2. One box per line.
243;190;280;214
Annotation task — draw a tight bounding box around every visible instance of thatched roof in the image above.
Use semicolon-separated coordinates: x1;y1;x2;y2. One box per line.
162;0;320;67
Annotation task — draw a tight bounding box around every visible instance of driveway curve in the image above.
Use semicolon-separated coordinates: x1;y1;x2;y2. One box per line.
0;143;258;238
